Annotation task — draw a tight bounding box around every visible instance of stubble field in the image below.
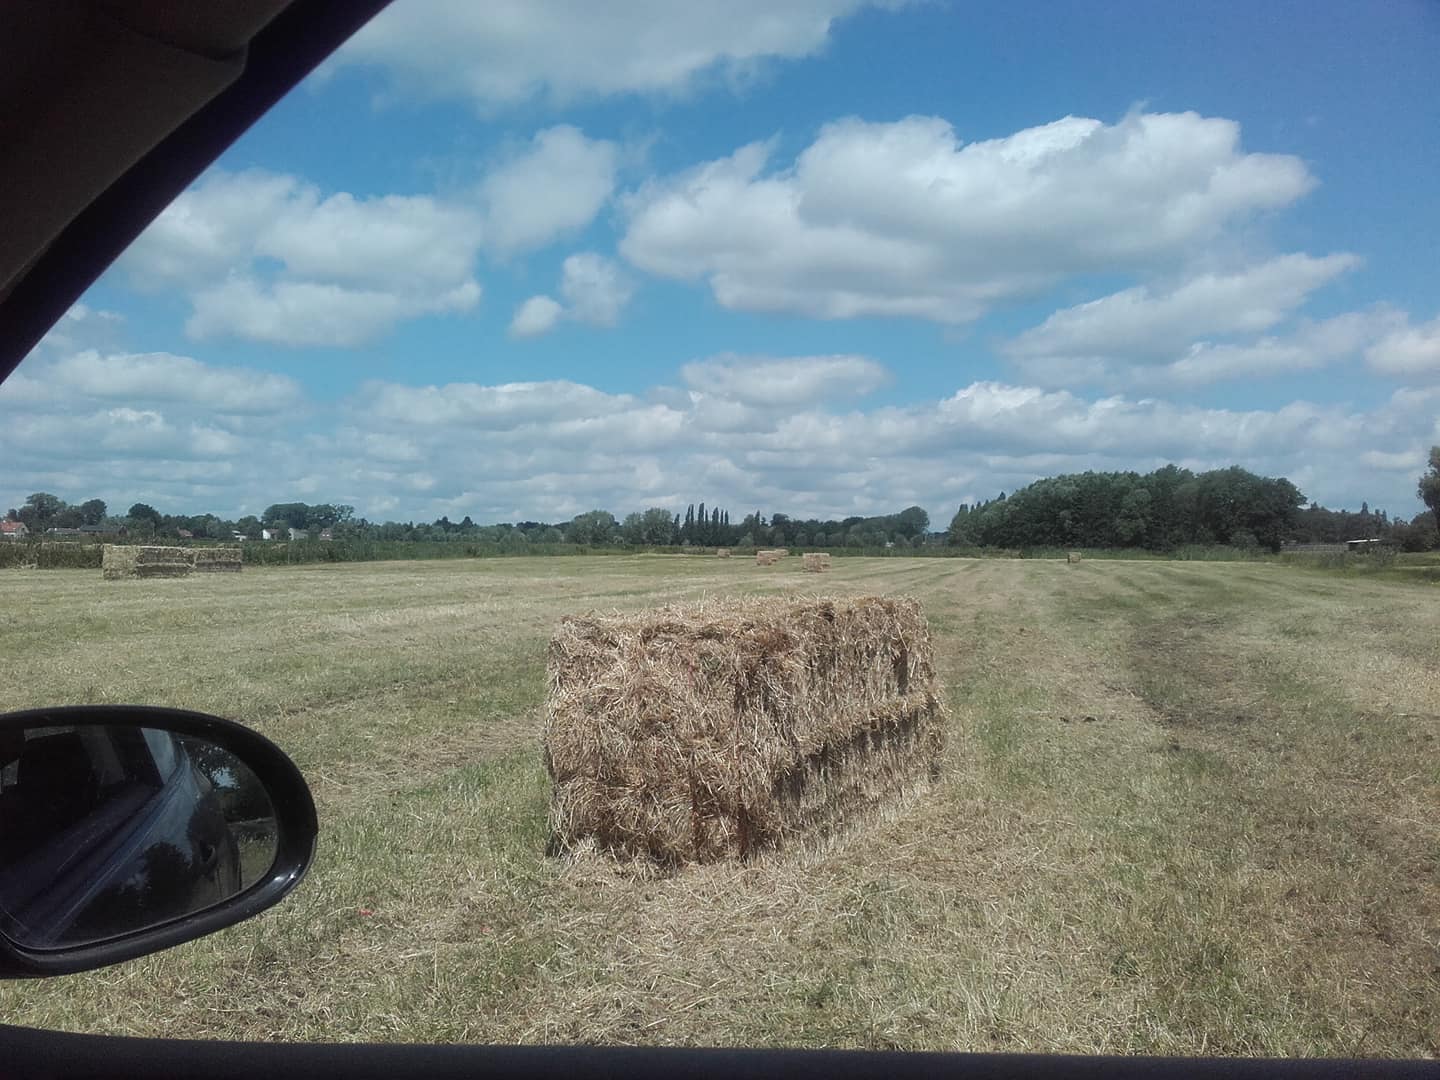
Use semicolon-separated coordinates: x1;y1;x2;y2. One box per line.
1;555;1436;1056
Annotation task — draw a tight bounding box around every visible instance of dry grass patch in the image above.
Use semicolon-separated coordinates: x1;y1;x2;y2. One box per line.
0;555;1436;1056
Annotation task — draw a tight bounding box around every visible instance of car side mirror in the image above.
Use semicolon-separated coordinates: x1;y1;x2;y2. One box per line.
0;705;316;977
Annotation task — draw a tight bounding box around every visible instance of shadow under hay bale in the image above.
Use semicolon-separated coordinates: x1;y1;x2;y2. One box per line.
543;596;947;867
803;552;831;573
103;544;194;580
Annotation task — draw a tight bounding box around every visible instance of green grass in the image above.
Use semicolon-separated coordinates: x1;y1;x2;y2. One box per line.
0;555;1436;1055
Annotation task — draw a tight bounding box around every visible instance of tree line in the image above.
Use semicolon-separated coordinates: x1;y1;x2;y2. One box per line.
947;462;1439;553
9;452;1440;554
2;493;934;550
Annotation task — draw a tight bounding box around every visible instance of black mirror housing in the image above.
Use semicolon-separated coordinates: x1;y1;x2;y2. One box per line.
0;705;316;978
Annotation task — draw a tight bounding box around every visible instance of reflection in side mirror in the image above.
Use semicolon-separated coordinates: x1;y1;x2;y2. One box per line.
0;727;277;949
0;706;315;977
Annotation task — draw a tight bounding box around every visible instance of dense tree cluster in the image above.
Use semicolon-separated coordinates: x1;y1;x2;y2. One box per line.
947;463;1436;553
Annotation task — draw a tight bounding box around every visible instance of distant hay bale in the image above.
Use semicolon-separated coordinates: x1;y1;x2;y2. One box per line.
543;595;947;866
193;547;243;573
756;550;780;566
103;544;193;580
716;548;731;558
101;545;139;580
1066;551;1082;564
773;548;789;557
803;552;832;573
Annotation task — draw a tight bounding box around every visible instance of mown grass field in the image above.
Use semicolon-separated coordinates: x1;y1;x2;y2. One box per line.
1;555;1436;1056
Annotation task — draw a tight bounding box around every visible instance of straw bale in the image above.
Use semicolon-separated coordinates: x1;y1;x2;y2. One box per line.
756;550;780;566
101;545;140;580
802;553;831;573
102;544;194;579
544;595;946;866
134;546;190;565
1066;551;1082;564
193;547;243;573
716;548;731;558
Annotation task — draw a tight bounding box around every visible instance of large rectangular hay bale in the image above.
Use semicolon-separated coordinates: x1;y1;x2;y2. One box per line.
803;552;831;572
715;548;731;558
544;596;946;865
102;544;194;579
101;544;139;580
193;547;243;573
755;550;779;566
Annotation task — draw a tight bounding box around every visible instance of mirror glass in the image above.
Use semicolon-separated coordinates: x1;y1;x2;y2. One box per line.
0;724;278;950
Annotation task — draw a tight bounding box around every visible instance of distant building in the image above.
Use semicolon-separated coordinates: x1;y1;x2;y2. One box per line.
288;527;308;541
177;529;194;539
0;519;28;540
261;528;283;541
44;527;83;538
1345;538;1386;552
79;524;126;538
318;528;334;541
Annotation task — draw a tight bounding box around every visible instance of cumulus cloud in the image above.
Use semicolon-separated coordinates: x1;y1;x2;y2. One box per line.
680;354;889;406
1012;303;1408;390
559;253;634;326
6;347;1435;520
479;127;620;256
330;0;892;109
358;379;636;429
621;111;1314;323
121;169;486;346
1366;313;1440;376
509;254;635;338
187;277;481;348
0;344;308;514
1005;254;1359;363
509;295;564;338
47;351;303;412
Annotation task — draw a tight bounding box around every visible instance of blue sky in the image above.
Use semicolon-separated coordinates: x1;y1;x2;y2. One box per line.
4;0;1439;524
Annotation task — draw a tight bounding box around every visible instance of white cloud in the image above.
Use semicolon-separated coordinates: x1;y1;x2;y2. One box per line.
509;295;564;338
7;342;1434;523
479;127;619;255
359;379;635;429
45;351;303;412
509;254;636;338
116;134;627;345
121;171;303;288
559;253;634;326
680;354;889;406
1366;314;1440;376
186;277;480;348
120;169;486;346
34;303;126;355
621;111;1314;323
1013;304;1408;390
255;191;483;290
330;0;892;109
1005;254;1359;363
